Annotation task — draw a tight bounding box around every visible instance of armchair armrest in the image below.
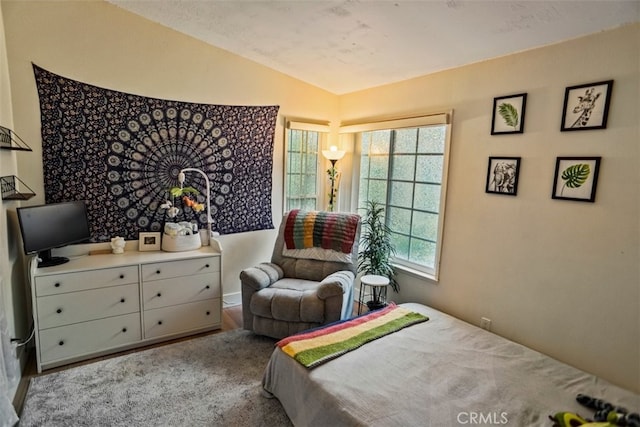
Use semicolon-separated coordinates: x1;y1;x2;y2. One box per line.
317;270;355;300
239;262;284;291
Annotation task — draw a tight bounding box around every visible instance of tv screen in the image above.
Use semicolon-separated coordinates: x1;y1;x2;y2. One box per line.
17;200;91;267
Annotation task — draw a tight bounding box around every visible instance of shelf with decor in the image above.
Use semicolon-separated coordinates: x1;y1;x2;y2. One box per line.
0;125;33;151
1;175;36;200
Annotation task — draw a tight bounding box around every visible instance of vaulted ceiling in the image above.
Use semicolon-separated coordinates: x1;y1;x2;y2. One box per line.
107;0;639;94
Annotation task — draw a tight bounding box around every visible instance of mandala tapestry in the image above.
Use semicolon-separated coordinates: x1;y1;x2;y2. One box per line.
33;64;279;241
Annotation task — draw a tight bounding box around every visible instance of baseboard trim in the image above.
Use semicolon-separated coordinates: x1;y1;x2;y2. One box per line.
12;347;35;417
222;292;241;308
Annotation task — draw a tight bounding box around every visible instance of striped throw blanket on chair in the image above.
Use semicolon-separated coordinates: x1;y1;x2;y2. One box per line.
283;209;359;254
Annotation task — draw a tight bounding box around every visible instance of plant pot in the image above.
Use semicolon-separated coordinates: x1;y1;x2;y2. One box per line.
366;300;387;311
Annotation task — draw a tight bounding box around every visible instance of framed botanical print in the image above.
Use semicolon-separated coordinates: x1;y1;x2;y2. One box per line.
552;157;601;202
486;157;521;196
561;80;613;131
491;93;527;135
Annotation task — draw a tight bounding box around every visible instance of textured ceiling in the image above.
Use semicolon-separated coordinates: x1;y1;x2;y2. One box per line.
107;0;639;94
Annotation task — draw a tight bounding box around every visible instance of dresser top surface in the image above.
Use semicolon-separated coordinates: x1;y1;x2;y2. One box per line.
32;246;221;277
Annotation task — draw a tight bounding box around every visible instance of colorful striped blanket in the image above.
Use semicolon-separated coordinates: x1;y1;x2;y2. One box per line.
277;303;429;368
284;209;359;254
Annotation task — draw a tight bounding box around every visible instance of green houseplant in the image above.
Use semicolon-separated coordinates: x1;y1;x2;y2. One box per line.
358;201;398;309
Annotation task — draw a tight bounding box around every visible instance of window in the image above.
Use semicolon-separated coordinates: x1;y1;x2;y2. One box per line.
344;113;451;280
284;121;329;211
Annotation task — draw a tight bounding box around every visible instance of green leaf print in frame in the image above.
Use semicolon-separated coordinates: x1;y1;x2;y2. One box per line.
552;157;601;203
491;93;527;135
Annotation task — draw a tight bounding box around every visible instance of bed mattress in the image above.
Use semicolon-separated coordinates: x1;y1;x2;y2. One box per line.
262;303;639;426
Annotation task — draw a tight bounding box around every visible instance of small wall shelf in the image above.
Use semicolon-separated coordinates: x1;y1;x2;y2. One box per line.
0;125;33;152
1;175;36;200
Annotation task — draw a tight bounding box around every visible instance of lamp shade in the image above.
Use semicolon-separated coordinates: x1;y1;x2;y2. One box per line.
322;145;345;161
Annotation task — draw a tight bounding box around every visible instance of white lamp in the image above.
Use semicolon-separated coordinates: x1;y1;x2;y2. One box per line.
321;146;345;211
178;168;213;242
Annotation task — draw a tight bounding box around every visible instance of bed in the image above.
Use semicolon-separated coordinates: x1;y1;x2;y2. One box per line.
262;303;639;426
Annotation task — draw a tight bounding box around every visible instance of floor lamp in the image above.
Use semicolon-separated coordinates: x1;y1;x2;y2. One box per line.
178;168;213;242
322;146;345;212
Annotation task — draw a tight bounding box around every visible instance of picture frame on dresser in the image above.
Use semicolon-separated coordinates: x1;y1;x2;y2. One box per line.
139;232;161;251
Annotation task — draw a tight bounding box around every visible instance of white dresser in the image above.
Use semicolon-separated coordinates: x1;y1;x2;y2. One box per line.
29;244;222;372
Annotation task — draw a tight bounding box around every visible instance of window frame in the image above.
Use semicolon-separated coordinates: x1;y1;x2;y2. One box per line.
283;120;329;213
342;112;452;281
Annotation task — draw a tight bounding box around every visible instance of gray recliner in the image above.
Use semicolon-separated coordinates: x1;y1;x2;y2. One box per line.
240;211;360;339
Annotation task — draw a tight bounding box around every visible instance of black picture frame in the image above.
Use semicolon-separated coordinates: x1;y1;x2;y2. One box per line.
552;157;601;202
491;93;527;135
486;157;521;196
561;80;613;131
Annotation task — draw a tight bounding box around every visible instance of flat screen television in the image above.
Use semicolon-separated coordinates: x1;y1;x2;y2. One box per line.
17;200;91;268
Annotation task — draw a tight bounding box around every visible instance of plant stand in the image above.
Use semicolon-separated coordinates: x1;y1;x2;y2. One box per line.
358;274;390;314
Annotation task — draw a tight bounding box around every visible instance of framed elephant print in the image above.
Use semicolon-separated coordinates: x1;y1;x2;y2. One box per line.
561;80;613;131
486;157;521;196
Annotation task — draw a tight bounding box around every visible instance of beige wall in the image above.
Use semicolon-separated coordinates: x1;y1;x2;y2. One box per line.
341;24;640;393
2;0;638;395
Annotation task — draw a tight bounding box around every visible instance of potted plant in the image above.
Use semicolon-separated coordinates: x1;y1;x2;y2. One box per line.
358;200;398;310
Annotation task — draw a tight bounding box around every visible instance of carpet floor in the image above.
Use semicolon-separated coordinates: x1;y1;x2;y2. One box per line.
19;329;292;426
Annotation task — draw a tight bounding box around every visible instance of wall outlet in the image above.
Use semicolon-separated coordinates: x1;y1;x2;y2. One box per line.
480;317;492;331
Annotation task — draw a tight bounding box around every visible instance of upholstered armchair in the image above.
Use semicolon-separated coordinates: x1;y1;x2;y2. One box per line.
240;210;361;339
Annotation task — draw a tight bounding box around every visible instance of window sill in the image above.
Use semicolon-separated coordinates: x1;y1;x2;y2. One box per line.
393;262;439;284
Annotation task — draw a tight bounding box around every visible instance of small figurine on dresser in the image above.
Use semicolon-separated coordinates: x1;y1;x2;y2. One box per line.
110;236;125;254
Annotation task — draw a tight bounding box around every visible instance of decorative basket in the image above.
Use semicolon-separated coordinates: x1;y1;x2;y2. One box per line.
161;233;201;252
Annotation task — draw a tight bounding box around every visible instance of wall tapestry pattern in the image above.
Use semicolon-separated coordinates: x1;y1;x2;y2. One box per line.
33;64;279;241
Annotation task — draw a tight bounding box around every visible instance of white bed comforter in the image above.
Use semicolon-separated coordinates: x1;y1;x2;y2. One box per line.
262;303;639;426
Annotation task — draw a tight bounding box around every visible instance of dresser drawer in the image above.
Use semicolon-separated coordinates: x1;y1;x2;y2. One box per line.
38;313;141;365
36;284;140;330
144;299;221;339
142;274;221;310
141;256;219;282
35;266;139;297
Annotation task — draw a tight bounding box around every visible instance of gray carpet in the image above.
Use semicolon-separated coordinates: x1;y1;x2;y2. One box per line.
19;329;292;426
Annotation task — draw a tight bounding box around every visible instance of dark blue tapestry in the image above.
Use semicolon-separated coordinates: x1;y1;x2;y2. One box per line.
33;64;278;241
